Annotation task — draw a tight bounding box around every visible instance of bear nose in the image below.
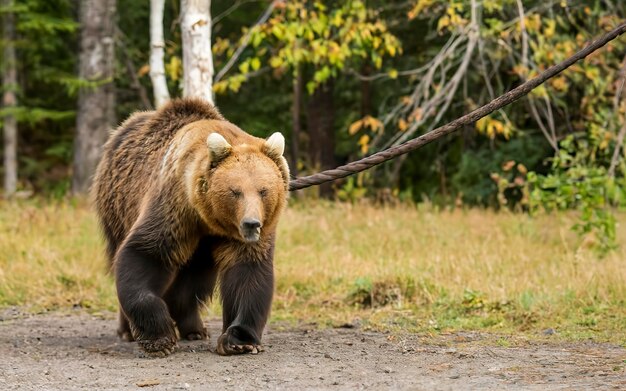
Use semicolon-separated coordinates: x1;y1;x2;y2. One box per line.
241;218;261;231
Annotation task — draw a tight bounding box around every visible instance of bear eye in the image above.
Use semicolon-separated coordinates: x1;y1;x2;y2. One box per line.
230;188;243;198
259;188;268;198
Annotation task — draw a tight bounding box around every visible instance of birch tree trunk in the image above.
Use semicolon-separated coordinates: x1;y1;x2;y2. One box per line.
72;0;116;194
2;0;17;197
181;0;214;104
150;0;170;107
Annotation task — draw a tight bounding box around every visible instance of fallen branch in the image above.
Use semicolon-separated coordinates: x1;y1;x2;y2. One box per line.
289;22;626;191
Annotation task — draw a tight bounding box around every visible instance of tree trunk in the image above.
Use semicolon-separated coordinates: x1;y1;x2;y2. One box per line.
306;80;336;198
181;0;214;104
150;0;170;107
2;0;17;197
291;65;302;177
72;0;117;195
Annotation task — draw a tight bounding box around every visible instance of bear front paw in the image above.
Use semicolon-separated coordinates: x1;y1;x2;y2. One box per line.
216;332;264;356
138;336;178;357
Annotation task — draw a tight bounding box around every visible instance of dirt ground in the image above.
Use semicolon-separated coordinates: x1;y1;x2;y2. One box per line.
0;309;624;390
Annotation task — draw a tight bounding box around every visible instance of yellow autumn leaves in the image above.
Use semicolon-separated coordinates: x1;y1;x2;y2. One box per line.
476;115;512;140
348;115;383;154
347;111;512;156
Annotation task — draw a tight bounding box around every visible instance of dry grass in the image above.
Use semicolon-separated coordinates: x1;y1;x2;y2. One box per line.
0;199;115;310
0;199;624;343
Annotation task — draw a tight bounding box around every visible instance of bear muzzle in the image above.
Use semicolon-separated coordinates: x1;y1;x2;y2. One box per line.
240;218;262;242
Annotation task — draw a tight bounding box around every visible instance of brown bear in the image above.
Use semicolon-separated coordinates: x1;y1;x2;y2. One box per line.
92;98;289;357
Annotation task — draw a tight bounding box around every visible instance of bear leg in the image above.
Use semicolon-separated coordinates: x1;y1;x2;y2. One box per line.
164;239;218;341
116;309;134;341
217;259;273;356
116;243;178;357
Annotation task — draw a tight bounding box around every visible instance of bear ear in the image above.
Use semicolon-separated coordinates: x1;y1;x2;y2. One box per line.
263;132;285;158
207;133;232;167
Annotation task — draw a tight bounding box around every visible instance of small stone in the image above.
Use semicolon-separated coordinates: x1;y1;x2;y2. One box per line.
136;379;160;387
542;328;556;335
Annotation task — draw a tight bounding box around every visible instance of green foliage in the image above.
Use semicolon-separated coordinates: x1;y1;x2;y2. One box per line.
5;0;626;244
214;0;401;94
0;107;74;125
0;0;78;191
528;135;621;253
217;71;293;138
452;136;548;206
336;174;368;203
389;0;626;253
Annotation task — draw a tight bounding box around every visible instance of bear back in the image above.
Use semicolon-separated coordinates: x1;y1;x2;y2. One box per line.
92;98;227;263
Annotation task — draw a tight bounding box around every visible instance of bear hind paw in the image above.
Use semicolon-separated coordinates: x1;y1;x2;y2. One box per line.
183;327;209;341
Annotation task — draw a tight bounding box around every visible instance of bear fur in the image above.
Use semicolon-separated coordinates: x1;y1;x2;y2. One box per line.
92;98;289;357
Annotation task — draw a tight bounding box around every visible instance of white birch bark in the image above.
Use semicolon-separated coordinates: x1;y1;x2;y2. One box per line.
150;0;170;107
2;0;17;197
181;0;214;104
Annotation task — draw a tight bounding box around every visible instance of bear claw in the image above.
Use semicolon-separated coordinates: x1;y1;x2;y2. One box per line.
216;340;264;356
138;336;178;357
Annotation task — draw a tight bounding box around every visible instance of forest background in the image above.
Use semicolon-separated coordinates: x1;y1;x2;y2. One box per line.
1;0;626;343
1;0;626;250
3;0;626;233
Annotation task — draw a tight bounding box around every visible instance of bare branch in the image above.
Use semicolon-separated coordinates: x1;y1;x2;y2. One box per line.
377;32;467;145
212;0;261;26
529;99;559;151
214;1;276;83
516;0;558;152
289;22;626;191
120;41;153;110
385;2;480;150
608;56;626;178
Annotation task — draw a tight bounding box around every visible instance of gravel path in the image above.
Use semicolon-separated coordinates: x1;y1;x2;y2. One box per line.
0;309;624;390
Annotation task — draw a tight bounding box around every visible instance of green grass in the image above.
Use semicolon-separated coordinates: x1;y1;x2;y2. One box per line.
0;199;624;344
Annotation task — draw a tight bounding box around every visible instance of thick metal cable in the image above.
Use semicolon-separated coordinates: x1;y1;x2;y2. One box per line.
289;22;626;191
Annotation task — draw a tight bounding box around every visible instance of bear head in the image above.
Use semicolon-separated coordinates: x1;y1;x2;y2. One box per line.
195;131;289;243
